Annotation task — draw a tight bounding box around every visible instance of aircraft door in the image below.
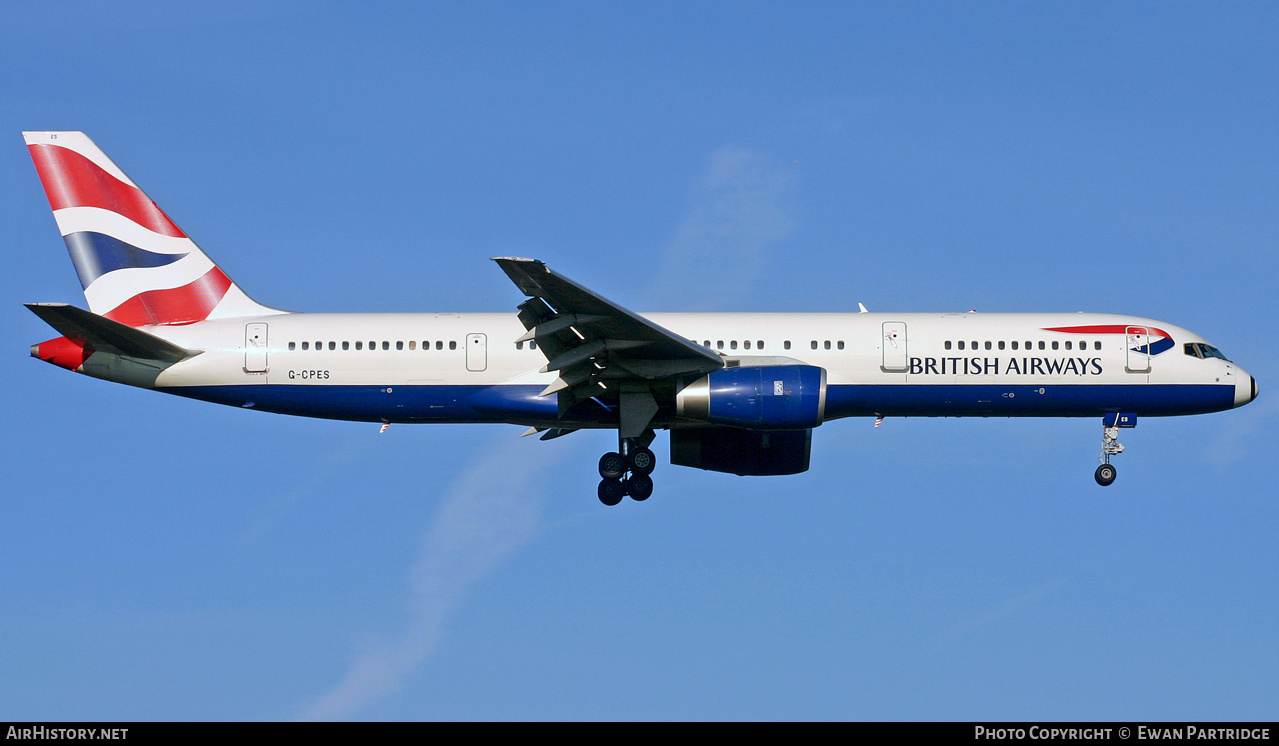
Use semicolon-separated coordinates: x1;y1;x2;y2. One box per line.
1126;326;1151;373
466;333;487;372
245;322;268;373
882;322;908;372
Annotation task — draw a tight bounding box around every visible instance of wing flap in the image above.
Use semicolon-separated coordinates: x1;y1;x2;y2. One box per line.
494;258;722;369
493;257;723;429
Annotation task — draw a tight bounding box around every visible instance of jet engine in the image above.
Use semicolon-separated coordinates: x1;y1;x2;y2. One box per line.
675;365;827;430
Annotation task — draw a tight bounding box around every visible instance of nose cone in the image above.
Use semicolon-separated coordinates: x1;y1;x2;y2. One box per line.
1234;368;1258;407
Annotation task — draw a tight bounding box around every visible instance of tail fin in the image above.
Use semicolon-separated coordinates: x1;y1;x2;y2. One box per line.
24;131;281;326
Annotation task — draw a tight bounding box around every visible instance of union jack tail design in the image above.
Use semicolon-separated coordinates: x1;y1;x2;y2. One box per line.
24;131;280;326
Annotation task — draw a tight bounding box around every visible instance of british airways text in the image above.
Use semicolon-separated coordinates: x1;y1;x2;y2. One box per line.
908;357;1104;376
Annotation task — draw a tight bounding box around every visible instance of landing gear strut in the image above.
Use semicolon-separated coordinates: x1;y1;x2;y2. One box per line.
1095;413;1134;486
597;429;656;505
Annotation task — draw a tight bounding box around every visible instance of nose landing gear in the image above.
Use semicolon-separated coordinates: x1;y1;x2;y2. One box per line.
1095;413;1135;486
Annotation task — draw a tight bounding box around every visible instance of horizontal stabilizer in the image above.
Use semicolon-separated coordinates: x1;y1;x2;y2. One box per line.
26;302;195;362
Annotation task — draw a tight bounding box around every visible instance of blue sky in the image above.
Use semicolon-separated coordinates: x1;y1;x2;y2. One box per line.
2;2;1276;721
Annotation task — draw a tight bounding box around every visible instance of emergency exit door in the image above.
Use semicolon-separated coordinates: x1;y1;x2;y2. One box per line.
1126;326;1151;373
466;333;487;372
882;322;908;372
245;322;268;373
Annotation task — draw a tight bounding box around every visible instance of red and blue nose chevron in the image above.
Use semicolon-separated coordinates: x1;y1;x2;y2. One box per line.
1042;324;1176;356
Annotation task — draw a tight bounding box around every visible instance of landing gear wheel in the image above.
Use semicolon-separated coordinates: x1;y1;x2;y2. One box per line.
628;447;656;476
625;473;653;501
1095;464;1117;487
598;478;626;506
598;452;626;480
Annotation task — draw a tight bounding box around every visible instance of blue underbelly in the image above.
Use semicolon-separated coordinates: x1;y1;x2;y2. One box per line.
163;381;1236;425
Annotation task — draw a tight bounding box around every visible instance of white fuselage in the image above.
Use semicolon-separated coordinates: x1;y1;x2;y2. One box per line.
145;310;1254;426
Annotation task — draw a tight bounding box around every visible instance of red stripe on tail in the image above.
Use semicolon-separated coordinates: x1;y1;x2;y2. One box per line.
28;144;187;238
102;267;233;326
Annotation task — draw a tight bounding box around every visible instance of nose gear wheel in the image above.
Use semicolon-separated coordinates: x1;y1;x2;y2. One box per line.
1095;422;1126;487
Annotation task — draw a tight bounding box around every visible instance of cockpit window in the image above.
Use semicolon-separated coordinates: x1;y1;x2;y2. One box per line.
1185;342;1230;361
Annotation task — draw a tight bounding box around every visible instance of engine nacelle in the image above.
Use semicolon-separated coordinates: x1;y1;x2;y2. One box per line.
675;365;827;430
670;427;812;476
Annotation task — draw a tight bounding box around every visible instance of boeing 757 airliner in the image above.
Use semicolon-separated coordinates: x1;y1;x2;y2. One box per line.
24;132;1258;504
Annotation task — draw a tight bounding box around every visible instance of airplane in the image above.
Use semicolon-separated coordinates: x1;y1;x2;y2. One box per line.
24;131;1259;505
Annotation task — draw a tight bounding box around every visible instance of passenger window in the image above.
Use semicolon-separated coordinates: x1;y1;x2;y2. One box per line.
449;341;457;350
958;341;965;350
757;340;764;349
355;341;363;350
945;341;952;350
717;341;724;350
327;342;334;350
302;342;309;350
824;340;831;350
289;342;296;351
704;340;711;347
837;341;844;350
784;341;791;350
1095;341;1102;351
1038;341;1045;350
516;341;523;350
1011;341;1018;350
998;341;1005;350
984;341;992;350
409;341;416;350
811;341;818;350
743;340;751;350
530;341;537;350
1052;341;1059;350
731;340;738;350
1065;341;1072;351
436;341;443;350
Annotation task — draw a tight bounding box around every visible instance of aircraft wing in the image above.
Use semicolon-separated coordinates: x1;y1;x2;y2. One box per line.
492;258;723;426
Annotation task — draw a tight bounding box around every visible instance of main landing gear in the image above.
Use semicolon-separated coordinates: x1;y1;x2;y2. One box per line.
1095;413;1134;486
597;432;656;506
